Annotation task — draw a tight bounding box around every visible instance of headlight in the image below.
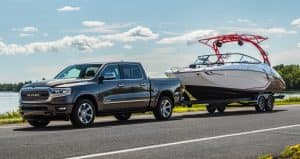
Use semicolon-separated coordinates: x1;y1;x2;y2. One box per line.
49;88;71;97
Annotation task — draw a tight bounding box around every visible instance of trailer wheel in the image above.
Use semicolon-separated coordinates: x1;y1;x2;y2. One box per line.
206;104;217;114
255;96;266;112
216;104;226;113
265;95;274;112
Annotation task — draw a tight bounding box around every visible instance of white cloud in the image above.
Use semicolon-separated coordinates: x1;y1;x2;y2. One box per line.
291;18;300;27
102;26;159;42
123;44;132;49
0;35;113;55
82;21;105;28
157;29;217;44
298;43;300;48
12;26;39;33
0;26;159;55
57;6;80;12
19;33;32;37
42;33;49;37
236;18;257;26
80;21;132;34
222;27;297;35
270;49;300;65
23;26;39;32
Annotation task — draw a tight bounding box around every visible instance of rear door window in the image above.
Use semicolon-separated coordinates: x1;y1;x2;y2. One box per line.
120;64;143;79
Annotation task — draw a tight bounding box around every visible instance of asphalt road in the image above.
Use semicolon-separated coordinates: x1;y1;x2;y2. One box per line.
0;105;300;159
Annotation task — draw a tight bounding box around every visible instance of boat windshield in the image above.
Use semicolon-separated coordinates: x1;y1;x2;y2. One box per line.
194;53;261;65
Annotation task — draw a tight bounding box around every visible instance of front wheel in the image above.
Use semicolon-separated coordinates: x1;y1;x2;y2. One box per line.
70;99;95;128
28;119;50;128
114;113;132;121
153;96;173;120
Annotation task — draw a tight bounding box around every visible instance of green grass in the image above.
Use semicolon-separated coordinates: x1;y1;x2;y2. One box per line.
258;144;300;159
275;97;300;105
1;97;300;125
173;104;206;113
0;110;24;125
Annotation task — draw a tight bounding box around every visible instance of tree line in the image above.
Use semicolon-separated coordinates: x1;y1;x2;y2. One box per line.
273;64;300;90
0;64;300;91
0;81;32;92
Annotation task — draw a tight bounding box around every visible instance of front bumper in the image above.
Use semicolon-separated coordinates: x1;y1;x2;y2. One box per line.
20;103;73;120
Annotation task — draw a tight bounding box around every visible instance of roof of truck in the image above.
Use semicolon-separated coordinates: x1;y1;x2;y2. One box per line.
73;61;141;65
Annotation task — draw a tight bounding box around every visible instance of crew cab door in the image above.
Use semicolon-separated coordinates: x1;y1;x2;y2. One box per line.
98;64;122;111
116;63;150;110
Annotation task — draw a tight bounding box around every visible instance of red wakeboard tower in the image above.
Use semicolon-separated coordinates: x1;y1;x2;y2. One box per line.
198;34;270;66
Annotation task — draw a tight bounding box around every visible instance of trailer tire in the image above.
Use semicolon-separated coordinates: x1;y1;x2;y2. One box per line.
206;104;217;114
265;95;274;112
255;96;266;112
216;104;226;113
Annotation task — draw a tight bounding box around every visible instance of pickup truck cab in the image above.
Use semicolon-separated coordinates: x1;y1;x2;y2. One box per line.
20;62;183;127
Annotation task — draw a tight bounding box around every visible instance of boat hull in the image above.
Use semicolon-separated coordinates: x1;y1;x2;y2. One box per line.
166;64;286;100
185;85;259;100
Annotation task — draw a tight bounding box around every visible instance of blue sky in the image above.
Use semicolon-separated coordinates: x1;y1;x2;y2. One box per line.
0;0;300;82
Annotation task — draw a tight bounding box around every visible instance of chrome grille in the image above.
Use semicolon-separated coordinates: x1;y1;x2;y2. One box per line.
21;87;50;101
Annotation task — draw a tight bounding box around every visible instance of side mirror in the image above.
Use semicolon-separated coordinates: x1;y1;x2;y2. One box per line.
99;73;116;82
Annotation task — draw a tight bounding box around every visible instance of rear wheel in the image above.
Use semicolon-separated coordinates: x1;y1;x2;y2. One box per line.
153;96;173;120
70;99;95;128
206;104;217;114
28;119;50;128
265;95;274;112
255;96;266;112
114;112;132;121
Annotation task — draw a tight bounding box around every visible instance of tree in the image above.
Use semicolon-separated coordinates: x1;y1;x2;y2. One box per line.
273;64;300;90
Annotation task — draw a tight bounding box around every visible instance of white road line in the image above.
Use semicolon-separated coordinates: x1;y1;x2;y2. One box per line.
0;125;26;129
66;124;300;159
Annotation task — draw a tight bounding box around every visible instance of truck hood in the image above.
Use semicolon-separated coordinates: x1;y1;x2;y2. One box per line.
24;78;93;88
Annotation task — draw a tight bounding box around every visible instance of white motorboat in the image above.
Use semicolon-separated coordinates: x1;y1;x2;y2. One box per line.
166;34;286;100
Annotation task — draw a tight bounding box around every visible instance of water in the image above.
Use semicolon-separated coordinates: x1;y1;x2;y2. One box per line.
0;91;300;114
0;92;20;113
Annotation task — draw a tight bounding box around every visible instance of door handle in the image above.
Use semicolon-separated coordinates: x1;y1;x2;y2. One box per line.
118;84;125;87
140;83;147;86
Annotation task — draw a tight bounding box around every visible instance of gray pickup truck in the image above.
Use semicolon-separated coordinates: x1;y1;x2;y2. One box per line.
20;62;183;127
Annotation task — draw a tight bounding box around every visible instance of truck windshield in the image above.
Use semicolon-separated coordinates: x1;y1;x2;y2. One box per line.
55;64;102;79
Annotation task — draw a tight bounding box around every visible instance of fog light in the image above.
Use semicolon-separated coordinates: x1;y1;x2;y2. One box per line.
56;106;67;111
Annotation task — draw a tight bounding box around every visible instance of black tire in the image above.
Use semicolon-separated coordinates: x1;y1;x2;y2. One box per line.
255;96;266;112
153;96;173;120
206;104;217;114
114;112;132;121
265;95;274;112
216;104;226;113
70;99;95;128
28;120;50;128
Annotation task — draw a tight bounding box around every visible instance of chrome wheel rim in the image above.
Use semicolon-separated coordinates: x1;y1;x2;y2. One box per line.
258;97;265;110
78;103;94;124
267;97;273;108
160;99;172;118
